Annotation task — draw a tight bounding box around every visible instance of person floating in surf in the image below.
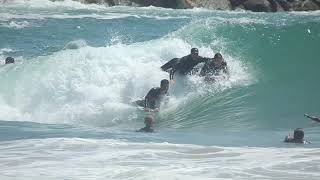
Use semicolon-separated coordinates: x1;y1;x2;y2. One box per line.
161;48;209;80
200;53;229;76
134;79;169;111
5;57;14;64
200;53;229;82
304;114;320;123
284;128;310;144
137;115;154;133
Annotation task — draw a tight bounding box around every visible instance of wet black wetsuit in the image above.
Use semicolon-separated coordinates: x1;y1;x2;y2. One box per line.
200;60;228;77
305;114;320;122
172;55;208;76
161;58;179;72
137;127;154;133
5;57;14;64
145;87;168;109
161;58;180;80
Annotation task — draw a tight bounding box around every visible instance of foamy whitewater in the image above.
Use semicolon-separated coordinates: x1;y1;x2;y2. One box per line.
0;0;320;179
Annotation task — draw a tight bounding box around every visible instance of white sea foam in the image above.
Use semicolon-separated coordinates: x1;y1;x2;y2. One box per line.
1;20;30;29
0;1;192;21
0;48;14;54
290;10;320;16
0;11;190;21
0;37;252;125
140;14;189;20
0;12;134;21
64;39;88;50
0;138;320;179
0;40;171;124
0;0;106;10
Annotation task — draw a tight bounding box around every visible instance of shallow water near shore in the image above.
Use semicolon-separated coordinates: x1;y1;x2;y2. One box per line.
0;0;320;179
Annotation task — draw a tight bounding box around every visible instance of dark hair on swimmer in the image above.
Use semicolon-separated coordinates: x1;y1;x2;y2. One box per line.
5;57;14;64
294;128;304;140
214;53;223;59
160;79;169;86
144;115;154;126
191;48;199;54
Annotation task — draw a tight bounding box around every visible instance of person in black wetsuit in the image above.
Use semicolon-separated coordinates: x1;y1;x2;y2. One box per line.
5;57;14;64
144;79;169;111
200;53;229;78
161;48;209;80
161;58;179;73
304;114;320;122
161;57;179;80
137;115;154;133
284;128;310;144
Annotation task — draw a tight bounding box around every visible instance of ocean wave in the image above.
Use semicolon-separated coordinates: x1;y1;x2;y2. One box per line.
0;0;107;10
0;48;14;54
1;138;320;179
0;37;250;125
64;39;88;49
0;12;135;21
1;20;30;29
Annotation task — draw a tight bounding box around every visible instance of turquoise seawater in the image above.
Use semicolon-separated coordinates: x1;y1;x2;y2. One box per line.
0;1;320;179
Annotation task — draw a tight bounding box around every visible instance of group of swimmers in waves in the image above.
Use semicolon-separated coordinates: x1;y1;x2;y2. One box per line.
136;48;230;133
161;48;229;81
3;52;319;144
135;48;320;145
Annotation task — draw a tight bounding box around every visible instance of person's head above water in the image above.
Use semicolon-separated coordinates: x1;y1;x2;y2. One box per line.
5;57;14;64
190;48;199;59
144;115;154;128
160;79;169;92
214;53;223;60
293;128;304;140
191;48;199;54
213;53;224;66
284;127;309;144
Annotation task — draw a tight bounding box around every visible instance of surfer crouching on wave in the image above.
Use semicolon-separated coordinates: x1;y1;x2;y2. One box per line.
284;128;310;144
137;115;154;133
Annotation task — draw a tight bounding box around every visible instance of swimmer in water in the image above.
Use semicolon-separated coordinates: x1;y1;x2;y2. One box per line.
284;128;310;144
137;115;154;133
